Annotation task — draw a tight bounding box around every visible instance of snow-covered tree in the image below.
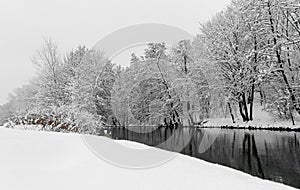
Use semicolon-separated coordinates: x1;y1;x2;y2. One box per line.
198;3;257;122
31;38;68;109
68;50;114;132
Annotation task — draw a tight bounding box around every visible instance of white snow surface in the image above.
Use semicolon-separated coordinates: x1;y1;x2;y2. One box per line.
0;128;295;190
204;102;300;128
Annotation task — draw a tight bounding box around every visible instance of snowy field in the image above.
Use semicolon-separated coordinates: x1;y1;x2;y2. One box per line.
0;127;296;190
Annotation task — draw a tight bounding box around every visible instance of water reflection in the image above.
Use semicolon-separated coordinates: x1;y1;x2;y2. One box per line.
108;127;300;188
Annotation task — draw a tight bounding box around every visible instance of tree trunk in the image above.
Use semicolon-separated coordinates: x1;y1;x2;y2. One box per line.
249;84;255;121
228;102;235;123
239;101;247;122
249;33;257;121
242;93;249;122
259;87;264;106
290;107;295;126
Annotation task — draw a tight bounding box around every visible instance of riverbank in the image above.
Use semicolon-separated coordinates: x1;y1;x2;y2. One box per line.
203;103;300;129
0;128;295;190
200;125;300;132
203;118;300;129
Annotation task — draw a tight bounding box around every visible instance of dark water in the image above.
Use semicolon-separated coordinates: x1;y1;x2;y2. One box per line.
107;127;300;188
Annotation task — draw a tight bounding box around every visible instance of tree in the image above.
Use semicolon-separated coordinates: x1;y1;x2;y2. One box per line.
247;0;300;122
198;4;256;122
171;40;210;125
31;37;67;108
69;50;114;132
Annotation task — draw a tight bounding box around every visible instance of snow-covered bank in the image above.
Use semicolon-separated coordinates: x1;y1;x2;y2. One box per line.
203;118;300;129
204;102;300;129
0;128;295;190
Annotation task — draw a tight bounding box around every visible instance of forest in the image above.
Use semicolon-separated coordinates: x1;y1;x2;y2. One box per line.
1;0;300;133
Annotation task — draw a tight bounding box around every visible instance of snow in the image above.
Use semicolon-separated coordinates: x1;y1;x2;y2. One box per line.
204;102;300;128
7;124;44;130
0;128;295;190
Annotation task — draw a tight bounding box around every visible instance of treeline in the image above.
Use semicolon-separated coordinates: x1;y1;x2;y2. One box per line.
0;40;211;131
1;0;300;132
112;42;210;127
0;39;115;133
195;0;300;124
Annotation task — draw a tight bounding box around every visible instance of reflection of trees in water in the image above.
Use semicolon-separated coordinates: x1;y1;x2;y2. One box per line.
242;133;264;178
198;130;300;187
109;127;300;188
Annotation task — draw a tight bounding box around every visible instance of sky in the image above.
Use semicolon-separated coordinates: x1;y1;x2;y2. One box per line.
0;0;231;105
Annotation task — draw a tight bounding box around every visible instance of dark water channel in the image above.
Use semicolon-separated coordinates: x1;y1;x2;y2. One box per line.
107;127;300;188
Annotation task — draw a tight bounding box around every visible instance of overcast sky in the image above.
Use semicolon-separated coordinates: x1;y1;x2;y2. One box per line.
0;0;231;105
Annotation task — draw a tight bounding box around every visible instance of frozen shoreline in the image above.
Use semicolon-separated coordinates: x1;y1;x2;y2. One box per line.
203;103;300;129
0;128;296;190
203;117;300;130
